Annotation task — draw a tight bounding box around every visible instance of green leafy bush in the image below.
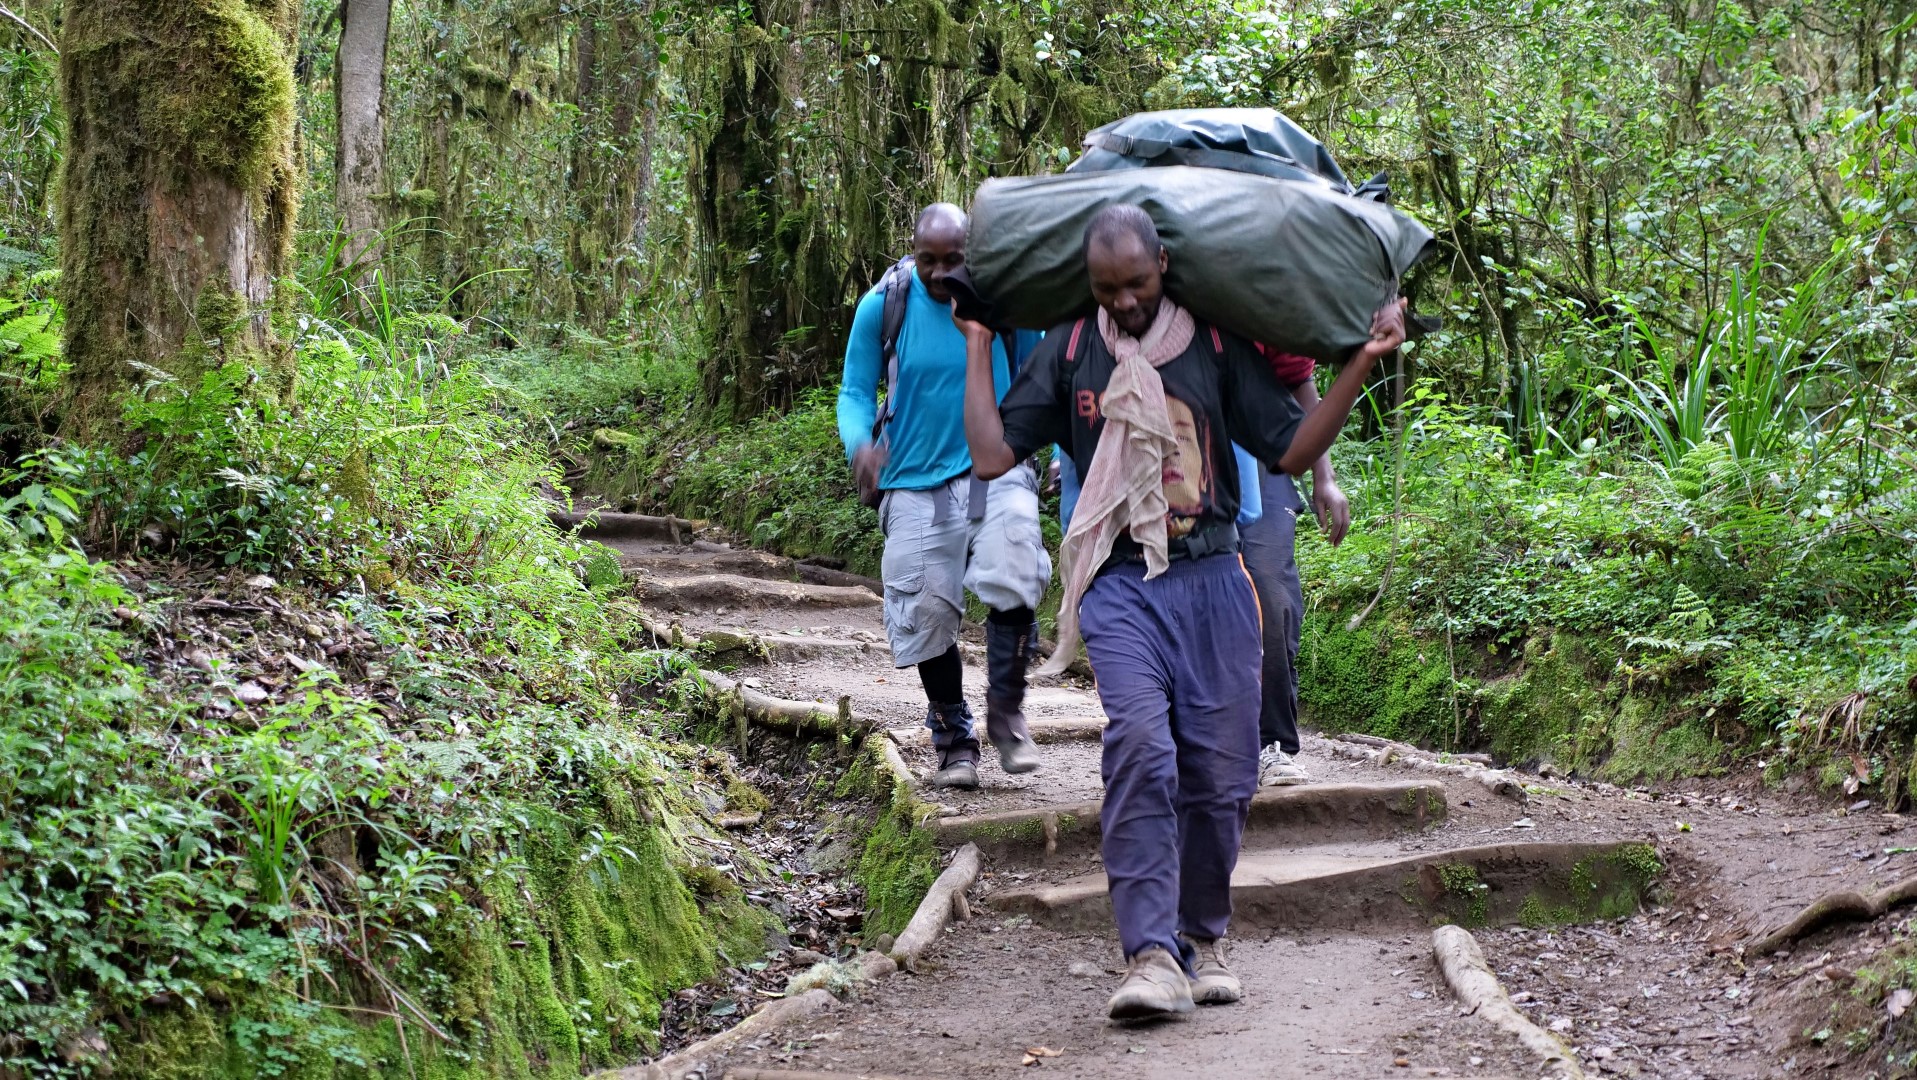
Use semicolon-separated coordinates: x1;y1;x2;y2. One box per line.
1300;371;1917;782
0;316;766;1075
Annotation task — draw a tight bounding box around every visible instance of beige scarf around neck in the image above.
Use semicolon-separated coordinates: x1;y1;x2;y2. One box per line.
1038;298;1196;676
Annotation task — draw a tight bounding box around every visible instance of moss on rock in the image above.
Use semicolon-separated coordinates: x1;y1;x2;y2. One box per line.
1299;611;1454;746
855;809;941;939
111;786;754;1078
1600;697;1726;783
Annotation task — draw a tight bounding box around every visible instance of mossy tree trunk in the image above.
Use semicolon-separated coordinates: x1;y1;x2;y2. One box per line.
567;2;659;332
689;0;845;420
334;0;388;267
56;0;301;441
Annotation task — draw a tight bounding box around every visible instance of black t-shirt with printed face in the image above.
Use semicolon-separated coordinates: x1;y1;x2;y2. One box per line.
998;315;1304;541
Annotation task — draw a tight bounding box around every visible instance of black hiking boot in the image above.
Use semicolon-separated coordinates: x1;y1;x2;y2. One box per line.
926;701;981;789
984;618;1041;774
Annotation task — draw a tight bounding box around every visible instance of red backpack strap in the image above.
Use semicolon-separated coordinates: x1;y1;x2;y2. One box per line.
1209;325;1224;354
1065;317;1086;363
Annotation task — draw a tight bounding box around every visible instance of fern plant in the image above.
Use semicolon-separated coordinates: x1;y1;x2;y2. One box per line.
0;270;62;436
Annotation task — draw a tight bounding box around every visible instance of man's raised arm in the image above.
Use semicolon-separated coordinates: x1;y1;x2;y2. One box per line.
1276;299;1406;476
957;317;1019;480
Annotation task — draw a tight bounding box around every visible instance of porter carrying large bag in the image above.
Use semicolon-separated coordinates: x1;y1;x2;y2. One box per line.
960;112;1435;362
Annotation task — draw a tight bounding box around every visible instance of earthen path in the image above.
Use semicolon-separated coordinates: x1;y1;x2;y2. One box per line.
584;516;1914;1080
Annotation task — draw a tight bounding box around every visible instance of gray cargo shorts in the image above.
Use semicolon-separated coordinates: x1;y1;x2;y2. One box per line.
877;464;1052;668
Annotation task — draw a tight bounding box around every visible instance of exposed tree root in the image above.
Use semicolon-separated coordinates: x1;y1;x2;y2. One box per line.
640;616;702;649
873;732;919;789
889;843;982;972
1432;925;1584;1080
1745;874;1917;956
886;716;1107;749
1326;738;1526;802
1330;731;1495;766
617;989;837;1080
790;563;883;594
699;669;861;740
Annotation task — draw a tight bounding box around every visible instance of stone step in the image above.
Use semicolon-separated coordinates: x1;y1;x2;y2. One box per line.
930;780;1447;859
633;573;881;611
988;840;1661;933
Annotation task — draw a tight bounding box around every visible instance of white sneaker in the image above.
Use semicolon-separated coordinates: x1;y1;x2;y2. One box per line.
1258;745;1310;787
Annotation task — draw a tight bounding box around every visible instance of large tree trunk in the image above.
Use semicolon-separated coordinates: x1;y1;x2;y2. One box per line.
57;0;301;440
695;25;789;418
334;0;389;267
567;7;659;331
691;1;843;419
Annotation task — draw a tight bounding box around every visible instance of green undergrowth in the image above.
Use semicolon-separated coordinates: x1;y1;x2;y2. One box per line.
1300;613;1725;783
485;345;887;577
1298;383;1916;795
0;318;783;1076
1830;932;1917;1071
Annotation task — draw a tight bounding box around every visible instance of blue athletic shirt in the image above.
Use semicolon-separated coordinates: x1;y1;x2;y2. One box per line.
837;270;1022;492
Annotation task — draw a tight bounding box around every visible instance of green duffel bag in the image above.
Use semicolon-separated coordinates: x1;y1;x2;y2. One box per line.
961;164;1435;363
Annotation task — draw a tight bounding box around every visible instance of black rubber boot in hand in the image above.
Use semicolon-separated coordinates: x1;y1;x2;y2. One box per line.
926;701;981;789
984;619;1041;775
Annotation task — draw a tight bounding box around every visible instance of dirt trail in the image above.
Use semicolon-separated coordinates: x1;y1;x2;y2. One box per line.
598;528;1917;1079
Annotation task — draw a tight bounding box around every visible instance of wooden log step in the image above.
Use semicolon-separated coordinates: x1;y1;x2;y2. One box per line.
927;780;1447;857
551;509;703;541
989;840;1661;933
634;573;881;610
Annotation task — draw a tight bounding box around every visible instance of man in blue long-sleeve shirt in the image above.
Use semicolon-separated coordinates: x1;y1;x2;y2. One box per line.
837;203;1053;790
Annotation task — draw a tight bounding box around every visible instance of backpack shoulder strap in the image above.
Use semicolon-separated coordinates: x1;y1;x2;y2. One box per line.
873;256;917;441
1064;317;1088;366
877;256;916;368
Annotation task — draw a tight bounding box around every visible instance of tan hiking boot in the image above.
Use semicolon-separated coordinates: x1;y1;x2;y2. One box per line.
1107;946;1194;1021
1184;937;1242;1004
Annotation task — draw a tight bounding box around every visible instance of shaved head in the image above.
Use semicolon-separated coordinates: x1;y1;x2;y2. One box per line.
912;202;968;303
915;202;967;241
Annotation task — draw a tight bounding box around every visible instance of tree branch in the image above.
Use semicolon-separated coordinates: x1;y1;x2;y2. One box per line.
0;2;57;53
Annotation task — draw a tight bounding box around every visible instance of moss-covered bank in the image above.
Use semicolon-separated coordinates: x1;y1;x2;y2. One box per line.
831;742;942;940
1299;611;1728;782
115;811;769;1080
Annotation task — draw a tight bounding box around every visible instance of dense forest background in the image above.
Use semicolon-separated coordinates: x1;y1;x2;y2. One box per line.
0;0;1913;1074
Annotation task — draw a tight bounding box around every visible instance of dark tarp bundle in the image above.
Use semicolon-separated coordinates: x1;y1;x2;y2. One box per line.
1071;108;1390;202
961;164;1435;363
